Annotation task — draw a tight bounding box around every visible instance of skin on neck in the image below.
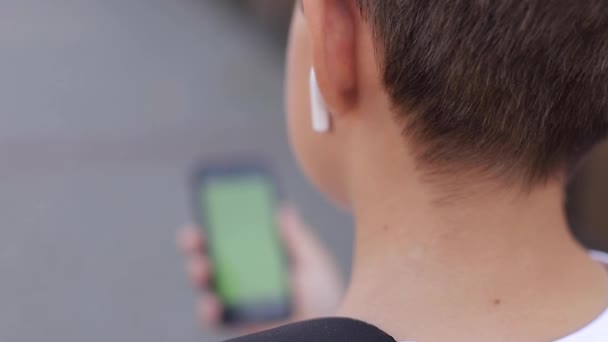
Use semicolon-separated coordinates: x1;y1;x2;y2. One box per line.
336;122;608;341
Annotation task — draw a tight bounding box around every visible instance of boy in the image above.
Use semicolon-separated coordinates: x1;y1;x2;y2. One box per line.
181;0;608;340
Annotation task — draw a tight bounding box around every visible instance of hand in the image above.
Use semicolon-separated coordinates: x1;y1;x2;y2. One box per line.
178;205;345;333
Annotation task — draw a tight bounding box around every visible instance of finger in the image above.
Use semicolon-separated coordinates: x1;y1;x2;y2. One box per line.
187;256;212;290
197;293;223;328
178;225;205;255
278;205;324;263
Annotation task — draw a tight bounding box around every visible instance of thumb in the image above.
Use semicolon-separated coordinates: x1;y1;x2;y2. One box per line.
278;205;329;267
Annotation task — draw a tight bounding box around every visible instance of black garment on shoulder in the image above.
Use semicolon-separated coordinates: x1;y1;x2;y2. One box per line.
225;318;396;342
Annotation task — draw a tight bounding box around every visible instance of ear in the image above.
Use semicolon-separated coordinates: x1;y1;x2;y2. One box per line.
302;0;359;116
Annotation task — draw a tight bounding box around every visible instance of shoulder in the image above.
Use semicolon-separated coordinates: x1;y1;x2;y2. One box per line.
224;318;396;342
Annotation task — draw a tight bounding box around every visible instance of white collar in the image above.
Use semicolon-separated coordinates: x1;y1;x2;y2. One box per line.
589;250;608;265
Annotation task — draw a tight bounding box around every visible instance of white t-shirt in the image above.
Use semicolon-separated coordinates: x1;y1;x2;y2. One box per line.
553;250;608;342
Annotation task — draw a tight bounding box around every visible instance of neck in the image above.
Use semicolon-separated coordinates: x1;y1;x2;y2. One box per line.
338;173;608;341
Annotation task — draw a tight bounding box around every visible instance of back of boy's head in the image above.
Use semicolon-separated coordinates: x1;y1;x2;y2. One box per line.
356;0;608;184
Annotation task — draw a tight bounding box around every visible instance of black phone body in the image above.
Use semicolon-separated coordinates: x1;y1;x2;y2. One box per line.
191;162;292;324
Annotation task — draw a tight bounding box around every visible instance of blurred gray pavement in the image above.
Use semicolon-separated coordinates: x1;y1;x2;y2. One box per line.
0;1;352;341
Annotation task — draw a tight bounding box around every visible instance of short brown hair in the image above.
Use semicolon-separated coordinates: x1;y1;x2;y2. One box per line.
356;0;608;183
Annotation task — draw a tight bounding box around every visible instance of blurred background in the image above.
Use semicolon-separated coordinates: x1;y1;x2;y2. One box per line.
0;1;606;341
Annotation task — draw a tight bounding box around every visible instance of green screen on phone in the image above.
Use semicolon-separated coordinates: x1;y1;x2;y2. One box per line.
200;175;289;307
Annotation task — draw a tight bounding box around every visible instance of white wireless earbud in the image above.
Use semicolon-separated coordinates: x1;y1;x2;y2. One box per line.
309;68;331;133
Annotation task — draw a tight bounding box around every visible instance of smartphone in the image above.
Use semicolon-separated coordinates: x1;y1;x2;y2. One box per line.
191;162;292;324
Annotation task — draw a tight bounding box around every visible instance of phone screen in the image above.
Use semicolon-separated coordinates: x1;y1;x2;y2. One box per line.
199;174;289;308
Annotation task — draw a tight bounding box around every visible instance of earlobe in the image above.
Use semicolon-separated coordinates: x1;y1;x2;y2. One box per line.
310;68;331;133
